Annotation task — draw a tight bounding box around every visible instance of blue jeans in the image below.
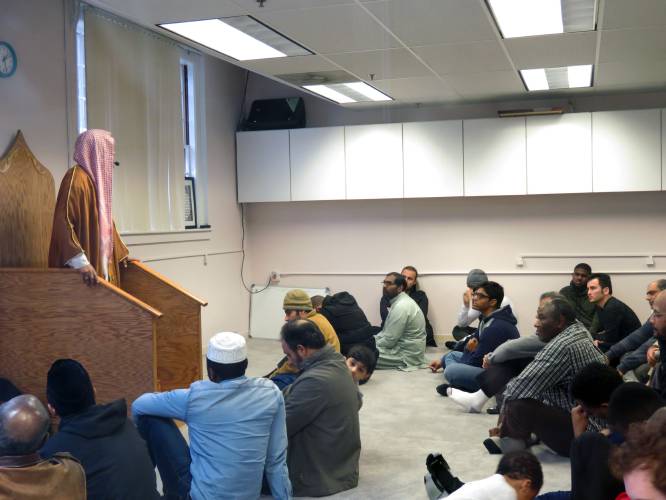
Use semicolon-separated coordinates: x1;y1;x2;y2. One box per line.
271;373;298;390
135;416;192;500
442;351;483;392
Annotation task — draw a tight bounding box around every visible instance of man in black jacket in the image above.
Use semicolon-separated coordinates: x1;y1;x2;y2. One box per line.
40;359;160;500
560;263;597;329
319;291;377;355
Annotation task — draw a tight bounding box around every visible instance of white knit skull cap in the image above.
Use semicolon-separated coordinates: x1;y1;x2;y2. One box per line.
206;332;247;364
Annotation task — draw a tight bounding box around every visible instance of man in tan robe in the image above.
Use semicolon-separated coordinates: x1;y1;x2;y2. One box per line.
49;130;128;287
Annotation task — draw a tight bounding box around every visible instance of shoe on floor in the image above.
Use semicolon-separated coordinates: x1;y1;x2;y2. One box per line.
436;384;450;396
486;406;500;415
444;341;457;350
483;437;503;455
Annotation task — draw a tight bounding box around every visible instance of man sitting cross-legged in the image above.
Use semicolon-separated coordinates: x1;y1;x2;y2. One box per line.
281;319;361;497
447;292;558;414
41;359;160;500
0;395;86;500
132;331;291;500
375;272;428;371
430;281;519;396
484;297;605;457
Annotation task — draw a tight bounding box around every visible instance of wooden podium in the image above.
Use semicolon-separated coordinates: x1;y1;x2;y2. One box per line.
0;131;206;406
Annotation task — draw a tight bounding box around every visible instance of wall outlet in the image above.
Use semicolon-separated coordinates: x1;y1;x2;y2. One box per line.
270;271;280;283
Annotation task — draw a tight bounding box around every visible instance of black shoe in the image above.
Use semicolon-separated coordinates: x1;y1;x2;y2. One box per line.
486;406;500;415
436;384;450;396
445;341;457;350
483;437;503;455
426;453;464;494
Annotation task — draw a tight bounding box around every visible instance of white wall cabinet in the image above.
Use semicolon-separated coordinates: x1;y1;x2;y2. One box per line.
236;130;290;202
345;123;403;200
290;127;346;201
527;113;592;194
592;109;662;193
463;117;527;196
403;121;464;198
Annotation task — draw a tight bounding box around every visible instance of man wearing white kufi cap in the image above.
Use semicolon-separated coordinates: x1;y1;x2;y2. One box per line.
132;332;292;500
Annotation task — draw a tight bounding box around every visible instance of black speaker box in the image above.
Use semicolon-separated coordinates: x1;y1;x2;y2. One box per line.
244;97;306;131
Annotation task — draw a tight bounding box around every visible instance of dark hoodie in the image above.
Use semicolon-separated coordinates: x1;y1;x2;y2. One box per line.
560;281;597;329
40;399;159;500
460;305;520;367
321;291;376;355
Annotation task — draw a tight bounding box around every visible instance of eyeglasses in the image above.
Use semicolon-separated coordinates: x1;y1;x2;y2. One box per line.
652;310;666;318
381;280;396;286
472;292;490;299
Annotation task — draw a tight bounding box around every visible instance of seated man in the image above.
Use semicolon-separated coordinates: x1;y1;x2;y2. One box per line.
484;297;606;457
132;332;291;500
40;359;159;500
269;289;340;388
431;281;519;395
559;263;597;330
448;292;557;413
451;269;515;344
345;344;377;385
318;291;377;355
587;273;641;352
0;395;85;500
380;266;436;347
425;450;543;500
375;272;428;371
281;320;361;497
606;279;666;376
648;290;666;398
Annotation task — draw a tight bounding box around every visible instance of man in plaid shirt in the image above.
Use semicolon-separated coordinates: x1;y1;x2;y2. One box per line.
484;296;605;457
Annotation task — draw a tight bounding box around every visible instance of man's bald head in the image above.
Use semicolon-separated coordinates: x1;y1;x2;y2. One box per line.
0;395;50;456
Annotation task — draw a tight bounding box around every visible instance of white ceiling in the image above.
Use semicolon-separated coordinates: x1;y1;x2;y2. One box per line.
87;0;666;107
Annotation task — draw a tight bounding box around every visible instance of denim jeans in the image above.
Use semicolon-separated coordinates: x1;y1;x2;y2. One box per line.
442;351;484;392
135;416;192;500
271;373;298;390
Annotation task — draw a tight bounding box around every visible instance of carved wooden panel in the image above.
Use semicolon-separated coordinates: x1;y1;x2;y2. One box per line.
0;269;159;406
0;131;55;267
121;261;205;392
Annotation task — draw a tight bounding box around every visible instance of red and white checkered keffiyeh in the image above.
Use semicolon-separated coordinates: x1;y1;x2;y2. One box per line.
73;129;115;274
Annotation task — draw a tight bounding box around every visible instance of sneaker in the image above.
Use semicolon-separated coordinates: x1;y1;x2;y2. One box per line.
445;341;457;350
483;437;503;455
486;406;500;415
436;384;450;396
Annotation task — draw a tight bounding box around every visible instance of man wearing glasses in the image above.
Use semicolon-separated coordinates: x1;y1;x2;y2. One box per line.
430;281;519;396
648;290;666;398
374;272;427;371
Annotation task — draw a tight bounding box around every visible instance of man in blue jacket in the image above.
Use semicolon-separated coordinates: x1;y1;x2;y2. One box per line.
430;281;519;395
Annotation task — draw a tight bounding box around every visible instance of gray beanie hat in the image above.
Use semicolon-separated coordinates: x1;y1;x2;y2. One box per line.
466;269;488;288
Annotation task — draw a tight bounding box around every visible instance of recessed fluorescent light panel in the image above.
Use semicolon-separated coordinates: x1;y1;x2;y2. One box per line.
303;82;392;104
487;0;597;38
520;65;593;91
159;16;312;61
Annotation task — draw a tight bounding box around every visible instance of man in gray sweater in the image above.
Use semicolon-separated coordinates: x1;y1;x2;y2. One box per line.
448;292;558;413
281;319;361;497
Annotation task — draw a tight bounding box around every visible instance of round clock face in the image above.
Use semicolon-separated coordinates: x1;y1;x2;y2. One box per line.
0;42;17;78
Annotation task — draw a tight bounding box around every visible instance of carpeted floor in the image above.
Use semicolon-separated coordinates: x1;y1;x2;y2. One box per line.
246;338;572;499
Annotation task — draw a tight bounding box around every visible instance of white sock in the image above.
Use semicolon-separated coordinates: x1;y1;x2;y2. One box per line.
448;388;489;413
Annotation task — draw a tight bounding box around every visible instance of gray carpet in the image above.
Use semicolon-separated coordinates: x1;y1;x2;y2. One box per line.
247;338;572;499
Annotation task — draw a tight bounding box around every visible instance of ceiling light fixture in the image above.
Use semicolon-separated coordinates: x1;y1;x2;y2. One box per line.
304;82;393;104
486;0;597;38
520;64;593;91
159;16;312;61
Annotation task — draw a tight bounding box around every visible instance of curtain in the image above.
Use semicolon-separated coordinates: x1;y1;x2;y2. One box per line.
84;9;185;232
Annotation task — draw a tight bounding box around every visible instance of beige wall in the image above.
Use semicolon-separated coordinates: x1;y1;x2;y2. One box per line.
245;192;666;335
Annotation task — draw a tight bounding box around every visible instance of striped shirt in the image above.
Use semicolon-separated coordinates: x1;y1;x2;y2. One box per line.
504;321;606;412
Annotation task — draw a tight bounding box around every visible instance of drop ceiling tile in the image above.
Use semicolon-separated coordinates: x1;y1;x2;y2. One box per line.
599;27;666;63
412;41;511;76
231;0;357;12
602;0;666;29
595;60;666;89
90;0;245;24
365;0;497;46
372;76;461;103
253;4;400;54
504;32;597;69
327;49;432;80
242;55;338;75
445;70;525;99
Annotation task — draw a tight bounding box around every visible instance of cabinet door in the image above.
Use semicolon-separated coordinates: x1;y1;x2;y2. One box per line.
527;113;592;194
236;130;290;203
593;109;661;193
403;121;463;198
290;127;346;201
463;117;527;196
345;123;403;200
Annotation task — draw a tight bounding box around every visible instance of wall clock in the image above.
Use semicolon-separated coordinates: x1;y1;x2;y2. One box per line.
0;41;17;78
